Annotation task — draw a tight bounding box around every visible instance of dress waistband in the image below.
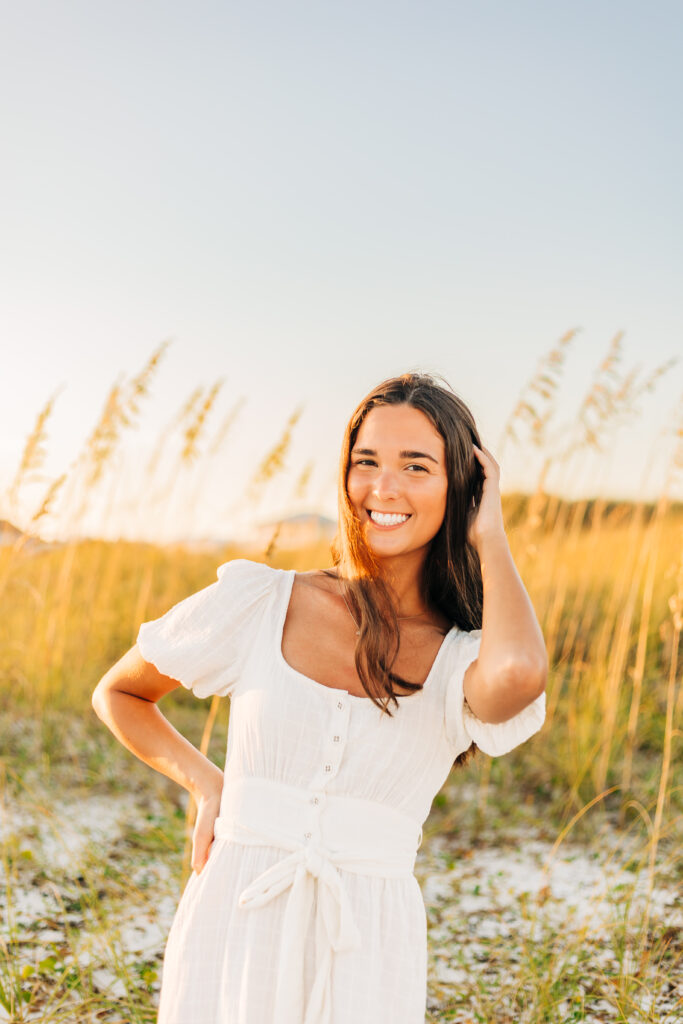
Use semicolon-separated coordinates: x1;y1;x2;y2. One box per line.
212;776;422;1024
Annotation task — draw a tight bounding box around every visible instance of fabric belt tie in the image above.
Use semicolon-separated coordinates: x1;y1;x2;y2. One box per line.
213;776;422;1024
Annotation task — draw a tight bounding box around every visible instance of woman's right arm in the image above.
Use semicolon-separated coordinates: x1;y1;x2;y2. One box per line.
91;646;224;872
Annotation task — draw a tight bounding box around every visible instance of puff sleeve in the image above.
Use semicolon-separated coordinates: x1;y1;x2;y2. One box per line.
445;628;547;757
136;558;276;699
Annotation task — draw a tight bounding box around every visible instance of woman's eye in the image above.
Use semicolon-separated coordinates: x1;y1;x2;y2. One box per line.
351;460;427;472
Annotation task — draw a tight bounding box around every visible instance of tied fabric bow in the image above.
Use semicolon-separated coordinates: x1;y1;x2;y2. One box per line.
238;842;362;1024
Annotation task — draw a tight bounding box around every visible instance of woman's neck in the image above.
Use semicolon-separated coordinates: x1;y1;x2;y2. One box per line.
374;549;428;615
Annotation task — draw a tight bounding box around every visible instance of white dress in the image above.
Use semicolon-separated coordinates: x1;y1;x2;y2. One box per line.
137;558;546;1024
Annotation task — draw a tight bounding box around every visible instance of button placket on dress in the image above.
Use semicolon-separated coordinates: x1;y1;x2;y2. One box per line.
304;790;324;843
301;692;351;857
308;692;349;813
324;695;348;778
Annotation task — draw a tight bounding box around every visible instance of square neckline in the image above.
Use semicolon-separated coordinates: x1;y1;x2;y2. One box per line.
276;568;456;703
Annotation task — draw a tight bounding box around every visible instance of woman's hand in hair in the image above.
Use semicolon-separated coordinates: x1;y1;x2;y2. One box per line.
467;444;505;553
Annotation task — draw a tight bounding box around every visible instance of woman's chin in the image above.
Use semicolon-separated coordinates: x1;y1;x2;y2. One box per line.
364;533;414;557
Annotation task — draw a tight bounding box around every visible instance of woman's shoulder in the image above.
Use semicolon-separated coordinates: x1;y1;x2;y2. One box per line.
218;562;342;591
289;567;339;593
214;557;286;605
137;558;282;699
217;557;293;585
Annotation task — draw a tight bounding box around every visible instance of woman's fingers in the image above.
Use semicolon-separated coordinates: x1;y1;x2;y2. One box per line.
191;790;222;875
473;443;500;477
192;833;212;874
192;819;215;874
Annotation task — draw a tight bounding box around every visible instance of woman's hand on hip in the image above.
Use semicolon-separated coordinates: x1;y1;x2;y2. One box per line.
192;787;223;875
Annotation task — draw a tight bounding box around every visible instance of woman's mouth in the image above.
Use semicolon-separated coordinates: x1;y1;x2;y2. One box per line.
367;510;411;528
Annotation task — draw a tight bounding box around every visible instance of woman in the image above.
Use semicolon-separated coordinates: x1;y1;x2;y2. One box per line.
92;372;547;1024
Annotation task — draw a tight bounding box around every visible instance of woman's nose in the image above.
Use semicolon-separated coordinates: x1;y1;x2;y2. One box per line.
372;469;401;501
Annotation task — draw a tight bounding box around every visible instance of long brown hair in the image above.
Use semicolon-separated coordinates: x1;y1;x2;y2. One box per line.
325;372;485;767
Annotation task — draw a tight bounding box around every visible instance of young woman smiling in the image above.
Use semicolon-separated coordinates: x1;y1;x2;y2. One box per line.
92;372;547;1024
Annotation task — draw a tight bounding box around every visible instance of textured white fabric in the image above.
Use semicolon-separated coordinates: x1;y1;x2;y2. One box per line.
136;558;546;1023
214;776;420;1024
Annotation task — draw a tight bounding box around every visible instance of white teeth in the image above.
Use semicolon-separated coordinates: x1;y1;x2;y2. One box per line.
369;511;410;526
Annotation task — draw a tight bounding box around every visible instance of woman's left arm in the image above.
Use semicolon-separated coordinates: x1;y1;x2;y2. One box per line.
463;444;548;724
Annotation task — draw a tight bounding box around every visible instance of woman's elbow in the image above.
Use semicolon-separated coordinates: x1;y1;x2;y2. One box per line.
500;655;547;700
91;678;110;720
91;665;122;720
480;657;547;714
468;656;547;724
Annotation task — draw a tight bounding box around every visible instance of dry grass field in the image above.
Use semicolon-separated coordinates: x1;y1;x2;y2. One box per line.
1;333;681;1022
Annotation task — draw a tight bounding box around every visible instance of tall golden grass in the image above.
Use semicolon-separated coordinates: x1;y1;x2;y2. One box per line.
1;334;681;968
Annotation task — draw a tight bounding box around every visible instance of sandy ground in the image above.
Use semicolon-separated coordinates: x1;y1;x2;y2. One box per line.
1;784;681;1023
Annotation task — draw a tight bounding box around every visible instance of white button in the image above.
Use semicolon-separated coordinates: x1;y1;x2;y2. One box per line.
324;764;332;772
304;831;312;839
333;735;340;742
337;701;344;709
311;796;319;805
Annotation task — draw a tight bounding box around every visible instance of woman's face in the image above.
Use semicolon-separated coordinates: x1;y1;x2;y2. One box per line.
346;403;449;562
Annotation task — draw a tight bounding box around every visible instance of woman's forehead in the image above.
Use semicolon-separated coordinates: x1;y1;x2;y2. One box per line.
355;404;444;452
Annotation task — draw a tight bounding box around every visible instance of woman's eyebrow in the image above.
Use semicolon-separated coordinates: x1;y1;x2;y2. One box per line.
351;447;439;464
400;449;439;463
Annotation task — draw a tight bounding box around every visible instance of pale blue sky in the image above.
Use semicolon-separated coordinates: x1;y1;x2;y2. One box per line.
1;1;681;540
